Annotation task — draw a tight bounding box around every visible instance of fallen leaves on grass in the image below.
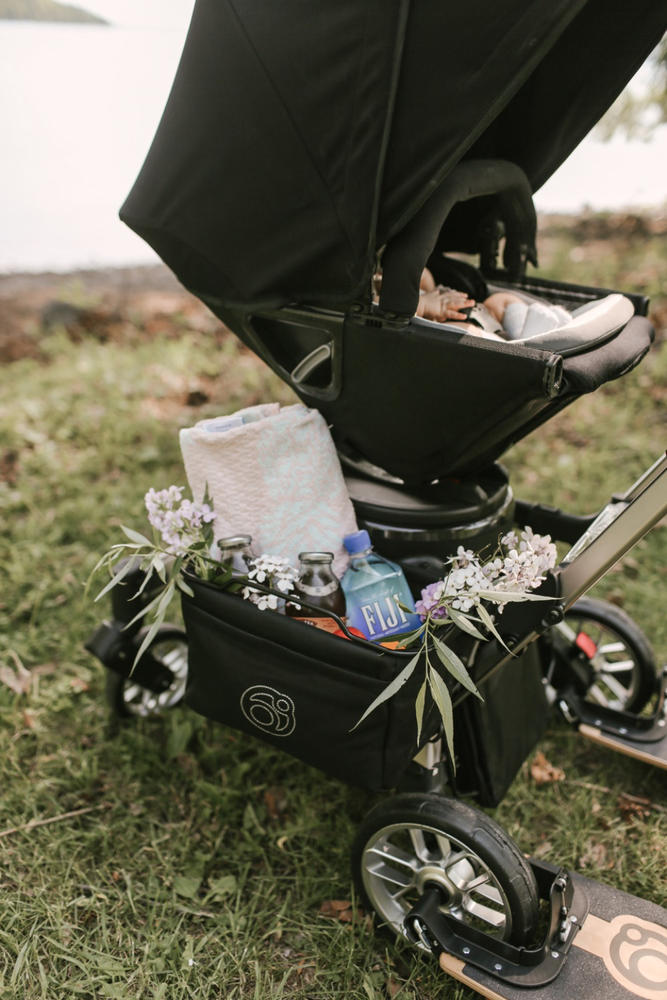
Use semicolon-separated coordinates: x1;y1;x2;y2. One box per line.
579;839;613;870
0;654;58;697
264;786;288;821
22;710;36;729
530;751;565;785
283;954;316;989
532;839;554;859
0;449;19;485
617;792;652;823
0;650;31;695
319;899;364;923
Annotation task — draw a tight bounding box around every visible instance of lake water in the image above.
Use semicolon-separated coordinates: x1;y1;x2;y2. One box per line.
1;21;186;272
1;20;665;274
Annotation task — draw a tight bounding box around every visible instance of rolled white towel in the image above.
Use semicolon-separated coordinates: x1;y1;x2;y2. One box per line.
180;403;358;577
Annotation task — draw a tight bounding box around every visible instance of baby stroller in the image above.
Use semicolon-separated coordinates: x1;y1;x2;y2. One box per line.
87;2;667;995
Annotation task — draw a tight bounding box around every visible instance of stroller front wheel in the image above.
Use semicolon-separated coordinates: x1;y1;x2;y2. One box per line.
352;793;539;950
106;625;189;718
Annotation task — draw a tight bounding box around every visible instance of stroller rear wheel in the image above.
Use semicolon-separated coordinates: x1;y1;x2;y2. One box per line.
548;597;657;713
352;794;539;949
106;625;189;718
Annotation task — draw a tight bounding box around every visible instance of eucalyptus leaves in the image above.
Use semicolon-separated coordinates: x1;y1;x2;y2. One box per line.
353;530;557;766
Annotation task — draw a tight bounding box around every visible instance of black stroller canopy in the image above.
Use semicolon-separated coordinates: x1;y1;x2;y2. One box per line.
121;0;665;312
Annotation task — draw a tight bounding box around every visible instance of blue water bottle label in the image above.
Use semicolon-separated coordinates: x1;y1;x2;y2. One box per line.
346;583;421;641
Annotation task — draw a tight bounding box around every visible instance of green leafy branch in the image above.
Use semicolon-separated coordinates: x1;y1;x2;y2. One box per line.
352;590;551;770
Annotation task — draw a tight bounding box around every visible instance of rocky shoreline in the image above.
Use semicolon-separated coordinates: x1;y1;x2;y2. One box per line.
0;0;107;24
0;264;220;364
2;218;665;365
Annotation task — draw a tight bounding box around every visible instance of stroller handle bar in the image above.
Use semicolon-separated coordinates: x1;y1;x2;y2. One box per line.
558;450;667;608
379;159;538;318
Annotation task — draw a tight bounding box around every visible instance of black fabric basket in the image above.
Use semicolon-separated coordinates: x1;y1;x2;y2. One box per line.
181;577;436;791
451;640;550;807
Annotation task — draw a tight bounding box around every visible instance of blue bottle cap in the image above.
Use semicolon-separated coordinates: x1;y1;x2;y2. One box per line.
343;529;372;554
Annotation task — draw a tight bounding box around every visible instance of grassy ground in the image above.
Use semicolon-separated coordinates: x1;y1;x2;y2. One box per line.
0;218;665;999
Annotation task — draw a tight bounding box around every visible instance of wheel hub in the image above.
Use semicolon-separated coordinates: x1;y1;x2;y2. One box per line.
415;865;458;905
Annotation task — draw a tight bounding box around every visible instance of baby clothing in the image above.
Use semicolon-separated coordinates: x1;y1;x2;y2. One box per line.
457;299;572;341
502;300;571;341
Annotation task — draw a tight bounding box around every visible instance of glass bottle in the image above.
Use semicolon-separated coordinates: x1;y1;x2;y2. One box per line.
286;551;346;633
217;535;254;574
340;530;421;642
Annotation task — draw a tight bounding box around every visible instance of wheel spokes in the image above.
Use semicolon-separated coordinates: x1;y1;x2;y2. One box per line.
366;859;413;894
596;641;626;656
596;658;634;674
122;639;189;716
463;896;507;929
588;672;633;706
465;873;503;903
368;840;416;871
446;855;476;889
361;823;513;947
409;827;433;862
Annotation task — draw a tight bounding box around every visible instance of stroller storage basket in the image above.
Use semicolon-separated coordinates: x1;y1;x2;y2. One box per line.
181;577;436;790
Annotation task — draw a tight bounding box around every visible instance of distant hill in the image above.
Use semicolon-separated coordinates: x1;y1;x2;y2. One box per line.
0;0;107;23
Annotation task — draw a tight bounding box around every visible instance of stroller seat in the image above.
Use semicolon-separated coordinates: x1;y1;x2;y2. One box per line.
415;291;635;356
169;158;652;487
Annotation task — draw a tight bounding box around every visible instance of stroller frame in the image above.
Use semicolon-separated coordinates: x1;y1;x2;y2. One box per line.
86;447;667;995
91;1;667;991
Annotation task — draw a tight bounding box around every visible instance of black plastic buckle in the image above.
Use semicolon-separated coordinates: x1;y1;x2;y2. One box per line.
404;860;588;988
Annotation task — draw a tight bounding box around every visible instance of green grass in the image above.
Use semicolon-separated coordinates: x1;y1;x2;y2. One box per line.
0;227;665;999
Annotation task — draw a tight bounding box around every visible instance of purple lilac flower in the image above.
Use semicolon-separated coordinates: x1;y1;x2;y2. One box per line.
144;486;215;555
415;580;449;621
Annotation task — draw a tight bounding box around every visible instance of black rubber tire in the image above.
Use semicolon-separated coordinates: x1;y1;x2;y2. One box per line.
105;625;189;719
352;793;539;948
562;597;657;713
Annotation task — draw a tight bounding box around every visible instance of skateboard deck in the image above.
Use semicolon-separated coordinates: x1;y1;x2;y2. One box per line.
438;873;667;1000
578;723;667;771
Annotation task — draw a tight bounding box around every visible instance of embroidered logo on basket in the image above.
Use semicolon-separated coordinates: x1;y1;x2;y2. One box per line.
240;685;296;737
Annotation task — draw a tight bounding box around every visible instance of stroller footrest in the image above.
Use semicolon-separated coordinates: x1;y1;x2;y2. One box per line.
405;862;587;988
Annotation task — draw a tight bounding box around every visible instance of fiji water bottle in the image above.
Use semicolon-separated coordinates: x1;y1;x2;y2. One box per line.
341;530;421;642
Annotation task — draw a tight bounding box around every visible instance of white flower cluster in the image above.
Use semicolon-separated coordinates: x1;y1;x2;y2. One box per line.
492;527;558;597
242;554;299;611
441;548;493;612
416;528;557;617
144;486;215;556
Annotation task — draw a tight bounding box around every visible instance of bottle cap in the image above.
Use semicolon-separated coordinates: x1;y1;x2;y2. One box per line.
298;551;334;564
343;529;372;554
218;535;252;549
